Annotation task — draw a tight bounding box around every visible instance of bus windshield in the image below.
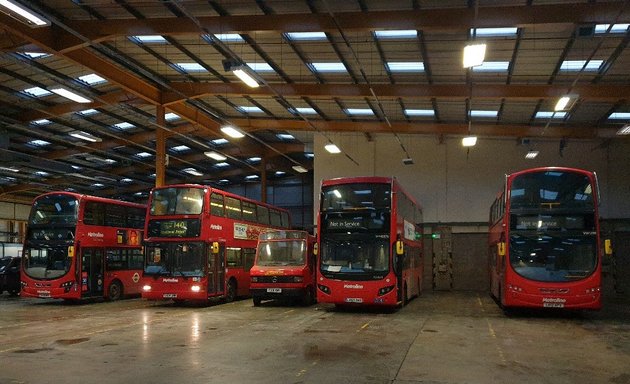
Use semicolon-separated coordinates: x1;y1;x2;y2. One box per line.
144;242;205;277
29;194;78;225
510;233;597;282
510;171;594;210
23;246;72;279
320;236;390;278
256;240;306;266
321;183;391;211
151;187;204;215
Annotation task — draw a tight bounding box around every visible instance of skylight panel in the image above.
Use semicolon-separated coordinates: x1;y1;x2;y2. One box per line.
165;113;181;121
277;133;295;140
170;145;190;152
374;30;417;39
211;138;229;146
104;159;117;164
21;52;50;59
182;168;203;176
78;73;106;85
77;109;98;116
470;110;498;118
176;63;206;72
345;108;374;116
305;153;314;159
472;61;510;72
245;175;259;180
535;111;567;119
404;109;435;117
309;62;347;73
113;122;135;130
31;119;51;125
22;87;51;97
135;152;152;158
275;171;286;176
34;171;49;177
213;33;243;42
470;27;518;37
120;178;133;183
214;162;230;168
248;157;261;162
238;106;263;113
247;62;274;72
560;60;604;72
387;62;425;72
28;139;50;147
595;24;629;34
608;112;630;120
285;32;327;41
292;107;317;115
131;35;166;43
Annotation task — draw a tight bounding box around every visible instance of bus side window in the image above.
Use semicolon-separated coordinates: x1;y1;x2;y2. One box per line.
256;205;269;225
227;248;242;267
225;197;242;220
243;248;256;271
210;193;225;217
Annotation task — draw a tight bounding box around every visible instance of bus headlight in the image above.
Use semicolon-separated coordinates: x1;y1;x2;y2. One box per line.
317;284;330;294
293;276;303;283
142;285;152;292
378;285;395;296
251;276;259;283
60;281;73;293
191;285;201;293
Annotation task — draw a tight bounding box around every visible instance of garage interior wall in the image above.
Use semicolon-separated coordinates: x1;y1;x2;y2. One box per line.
314;133;630;293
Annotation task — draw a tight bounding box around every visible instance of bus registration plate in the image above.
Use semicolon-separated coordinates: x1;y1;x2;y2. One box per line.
345;298;363;303
163;293;177;298
543;302;564;308
266;288;282;293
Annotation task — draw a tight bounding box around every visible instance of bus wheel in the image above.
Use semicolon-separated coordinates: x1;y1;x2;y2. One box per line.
302;287;315;306
253;297;262;306
108;281;123;301
225;279;236;303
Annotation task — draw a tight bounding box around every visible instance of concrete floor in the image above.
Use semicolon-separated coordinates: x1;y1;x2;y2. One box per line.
1;291;628;384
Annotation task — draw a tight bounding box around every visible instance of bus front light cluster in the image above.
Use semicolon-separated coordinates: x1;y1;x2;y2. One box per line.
142;285;152;292
508;284;522;292
292;276;303;283
60;281;73;292
317;284;330;294
585;287;600;294
251;276;259;283
191;285;201;293
378;285;395;296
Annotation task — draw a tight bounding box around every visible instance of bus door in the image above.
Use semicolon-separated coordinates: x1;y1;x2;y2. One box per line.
207;242;225;296
81;248;104;297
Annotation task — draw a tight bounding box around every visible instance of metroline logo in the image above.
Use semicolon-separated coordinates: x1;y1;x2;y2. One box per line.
210;224;222;230
344;284;364;289
542;297;566;303
87;232;104;238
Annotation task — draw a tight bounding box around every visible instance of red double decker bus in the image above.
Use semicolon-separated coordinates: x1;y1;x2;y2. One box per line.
250;230;317;306
489;167;611;311
316;177;423;308
141;184;291;303
21;192;145;301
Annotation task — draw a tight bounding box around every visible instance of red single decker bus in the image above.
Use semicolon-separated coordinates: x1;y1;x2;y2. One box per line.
488;167;611;311
21;192;146;301
141;184;291;303
316;177;423;307
250;230;317;306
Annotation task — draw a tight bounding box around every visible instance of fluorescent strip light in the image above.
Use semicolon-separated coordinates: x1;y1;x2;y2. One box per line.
132;35;166;43
70;131;101;142
470;110;498;118
325;143;341;153
78;74;106;85
471;27;518;37
463;43;486;68
462;136;477;147
277;133;295;140
310;62;347;72
275;171;286;176
0;166;19;172
165;113;180;121
608;112;630;120
405;109;435;117
215;162;230;168
525;150;539;159
535;111;566;119
214;33;243;42
386;62;425;72
205;151;227;161
292;165;308;173
50;88;92;103
233;69;260;88
238;106;263;113
221;126;245;138
0;0;49;26
345;108;374;116
245;175;259;180
248;157;261;162
293;107;317;114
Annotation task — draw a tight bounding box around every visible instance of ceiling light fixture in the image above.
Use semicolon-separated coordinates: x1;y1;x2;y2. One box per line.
204;151;227;161
324;143;341;154
554;94;578;111
222;59;261;88
525;150;539;159
0;0;49;27
463;43;486;68
49;88;92;103
462;136;478;147
292;165;308;173
220;126;245;139
617;124;630;135
69;130;102;142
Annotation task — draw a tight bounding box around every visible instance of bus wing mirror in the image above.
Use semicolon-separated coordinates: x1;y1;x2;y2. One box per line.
604;239;613;256
497;242;506;257
396;240;404;256
212;242;219;254
68;245;75;258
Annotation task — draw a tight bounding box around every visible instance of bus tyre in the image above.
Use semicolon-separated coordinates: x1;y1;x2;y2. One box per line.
225;279;236;303
108;281;123;301
302;286;315;306
253;297;262;306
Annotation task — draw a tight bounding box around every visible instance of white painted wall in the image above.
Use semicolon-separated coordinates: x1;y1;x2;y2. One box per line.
0;202;30;221
314;133;630;224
